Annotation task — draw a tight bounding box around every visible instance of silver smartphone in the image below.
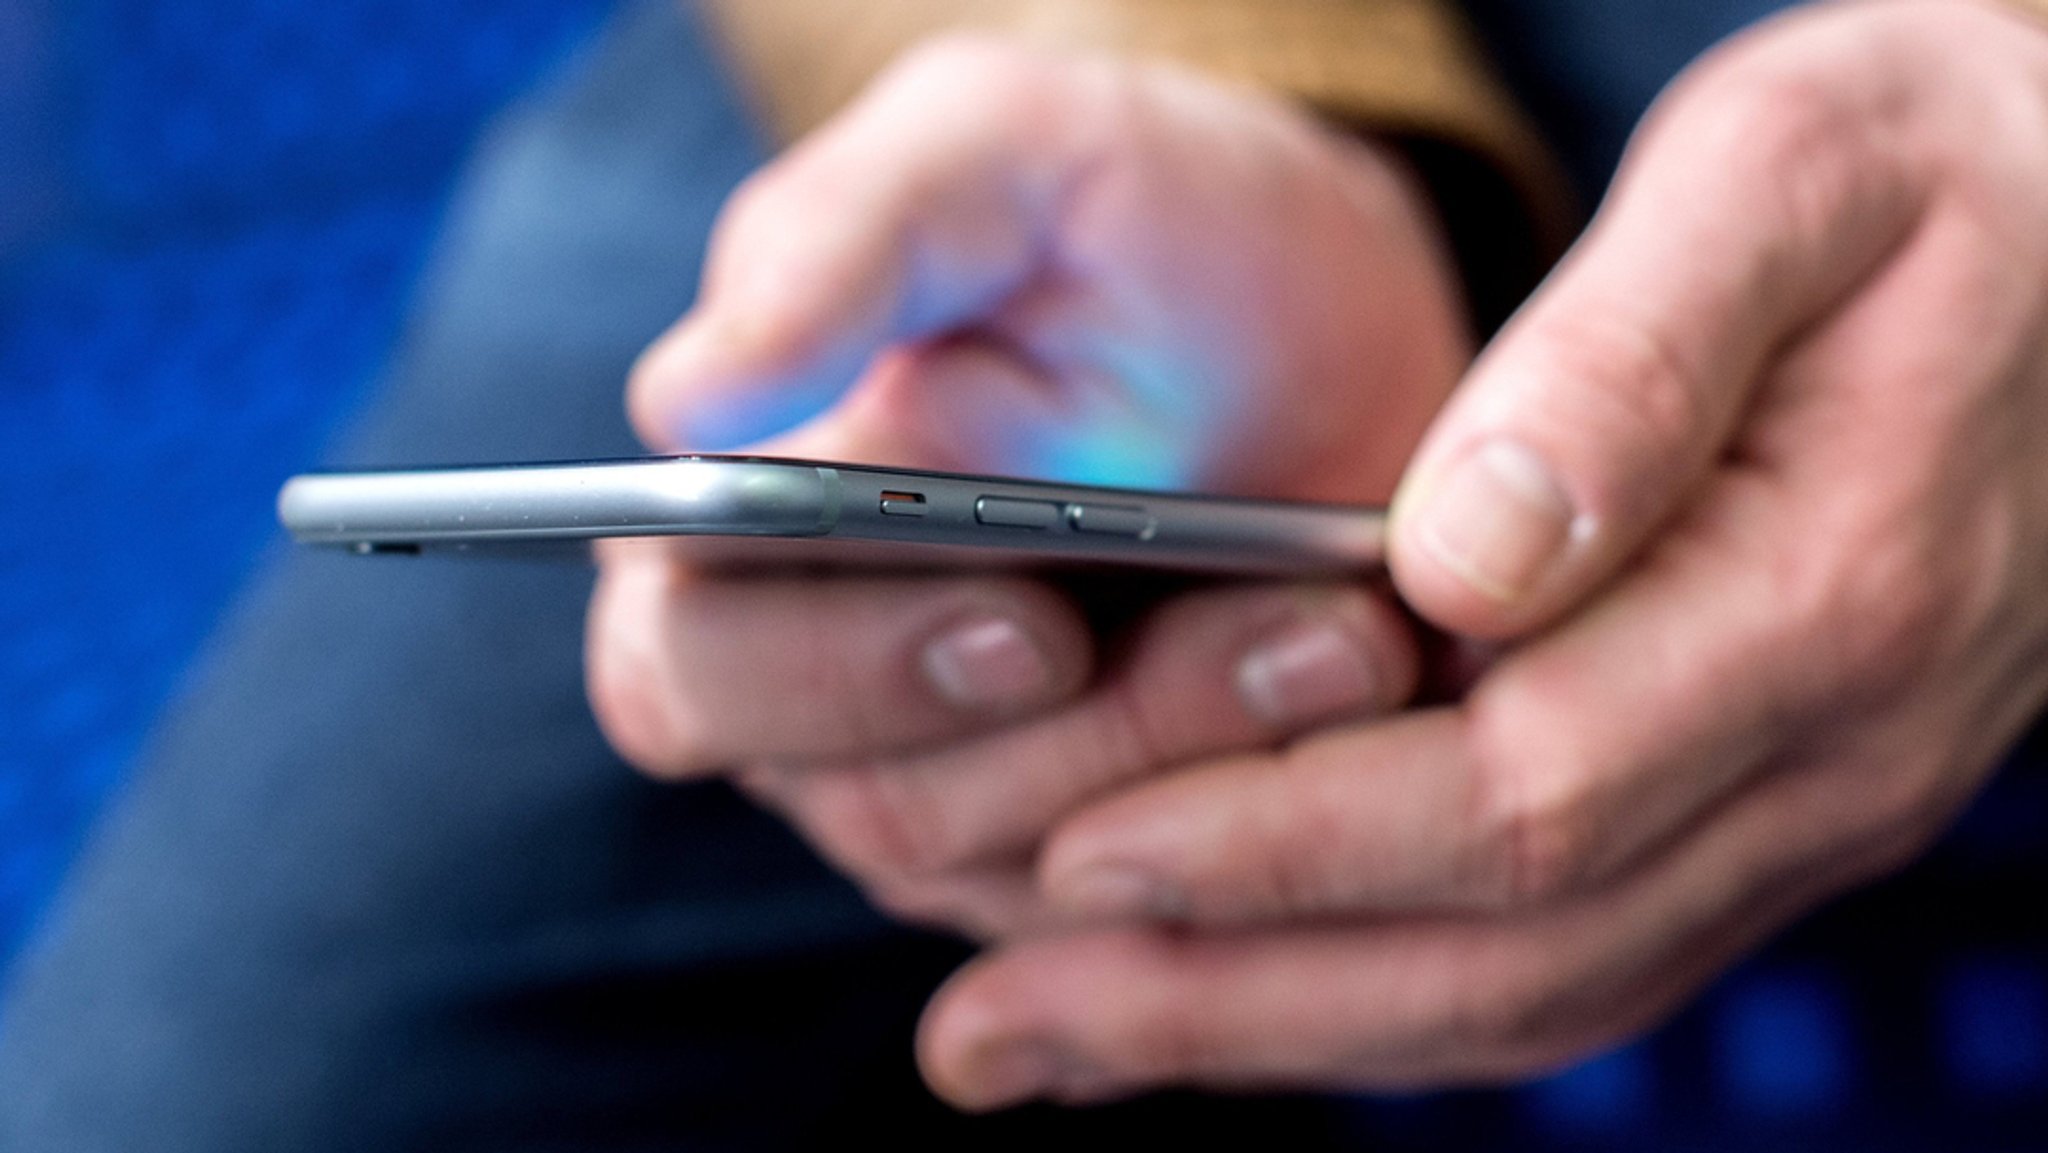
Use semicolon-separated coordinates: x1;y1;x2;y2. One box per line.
277;454;1385;576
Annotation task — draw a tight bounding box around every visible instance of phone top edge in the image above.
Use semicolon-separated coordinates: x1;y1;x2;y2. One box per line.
279;458;839;544
286;453;1376;511
277;454;1387;575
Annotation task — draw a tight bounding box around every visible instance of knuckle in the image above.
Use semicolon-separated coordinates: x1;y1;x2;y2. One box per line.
1500;788;1596;909
1255;749;1358;915
1712;66;1856;180
1076;675;1173;794
1676;24;1860;169
1679;55;1878;270
1511;311;1709;516
1465;691;1601;908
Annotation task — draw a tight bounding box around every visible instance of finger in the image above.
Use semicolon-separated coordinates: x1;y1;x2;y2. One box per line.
752;327;1223;489
627;39;1082;453
741;335;1110;482
752;582;1420;880
585;541;1092;777
1042;475;1817;922
734;766;1049;942
1041;708;1484;921
923;731;1921;1111
1387;41;1927;637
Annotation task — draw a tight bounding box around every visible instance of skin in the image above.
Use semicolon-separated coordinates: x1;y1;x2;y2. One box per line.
590;0;2048;1113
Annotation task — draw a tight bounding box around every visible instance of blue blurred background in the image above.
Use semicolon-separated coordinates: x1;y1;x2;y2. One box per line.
0;0;2042;1146
0;0;606;961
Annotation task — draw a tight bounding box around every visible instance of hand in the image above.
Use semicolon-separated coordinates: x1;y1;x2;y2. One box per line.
588;37;1469;938
624;35;1466;498
916;0;2048;1109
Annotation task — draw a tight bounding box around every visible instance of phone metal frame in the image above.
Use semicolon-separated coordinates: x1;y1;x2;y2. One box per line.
278;455;1386;575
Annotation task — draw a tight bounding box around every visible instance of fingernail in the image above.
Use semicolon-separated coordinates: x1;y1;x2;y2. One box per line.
1410;439;1577;602
1060;864;1187;921
922;617;1054;711
1236;620;1381;728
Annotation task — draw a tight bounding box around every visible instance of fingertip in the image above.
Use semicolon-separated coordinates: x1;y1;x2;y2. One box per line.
629;315;851;453
916;944;1130;1112
1387;442;1589;640
1386;523;1526;642
916;956;1033;1112
625;318;717;451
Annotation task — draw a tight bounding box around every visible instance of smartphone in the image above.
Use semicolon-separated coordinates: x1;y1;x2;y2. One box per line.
277;454;1385;576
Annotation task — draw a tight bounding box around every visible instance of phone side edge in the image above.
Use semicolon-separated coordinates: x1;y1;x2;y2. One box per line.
278;459;840;546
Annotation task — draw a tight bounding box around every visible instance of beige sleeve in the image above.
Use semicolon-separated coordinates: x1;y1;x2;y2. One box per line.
696;0;1575;263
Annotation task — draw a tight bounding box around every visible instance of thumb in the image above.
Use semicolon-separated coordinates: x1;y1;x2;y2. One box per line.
627;39;1075;453
1389;63;1923;638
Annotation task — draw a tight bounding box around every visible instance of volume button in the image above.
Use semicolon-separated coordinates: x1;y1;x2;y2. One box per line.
974;497;1062;529
1068;503;1155;539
